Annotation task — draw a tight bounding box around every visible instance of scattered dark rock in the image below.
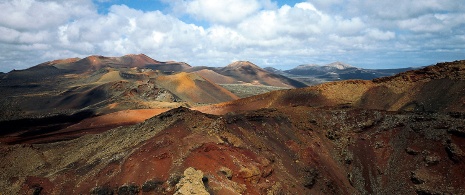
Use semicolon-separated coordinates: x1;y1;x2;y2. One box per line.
446;142;464;163
302;167;319;189
415;186;445;195
117;184;139;195
141;180;164;192
261;166;273;178
218;167;233;180
90;186;114;195
202;176;209;183
343;150;353;165
374;141;384;149
447;127;465;137
326;130;340;140
433;122;449;129
167;173;182;187
410;171;425;184
32;185;43;195
406;147;420;155
448;112;465;119
424;154;441;166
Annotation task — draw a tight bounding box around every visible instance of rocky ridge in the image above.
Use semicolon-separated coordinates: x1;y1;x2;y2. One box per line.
0;59;464;194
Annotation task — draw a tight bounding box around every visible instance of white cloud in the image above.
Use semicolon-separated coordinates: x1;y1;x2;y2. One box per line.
398;13;465;33
0;0;464;72
169;0;262;24
364;29;395;41
0;0;95;30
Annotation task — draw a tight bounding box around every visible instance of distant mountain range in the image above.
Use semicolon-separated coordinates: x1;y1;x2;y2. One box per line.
265;62;418;85
2;53;465;194
0;54;308;122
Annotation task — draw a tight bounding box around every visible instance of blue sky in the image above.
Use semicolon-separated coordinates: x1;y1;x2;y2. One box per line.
0;0;464;72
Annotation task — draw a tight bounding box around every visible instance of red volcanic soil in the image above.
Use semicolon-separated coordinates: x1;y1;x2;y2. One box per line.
1;60;465;194
2;107;465;194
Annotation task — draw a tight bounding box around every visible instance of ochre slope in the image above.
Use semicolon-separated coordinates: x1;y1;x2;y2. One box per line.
193;69;237;84
197;60;465;114
155;72;239;104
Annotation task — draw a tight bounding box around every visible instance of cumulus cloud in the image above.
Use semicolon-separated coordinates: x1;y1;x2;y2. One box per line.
0;0;464;72
164;0;262;24
0;0;96;30
364;29;395;41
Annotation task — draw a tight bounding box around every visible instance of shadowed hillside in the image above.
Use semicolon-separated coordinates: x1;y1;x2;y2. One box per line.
197;60;465;115
0;54;239;144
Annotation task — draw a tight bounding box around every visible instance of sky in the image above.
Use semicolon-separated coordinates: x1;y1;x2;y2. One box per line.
0;0;464;72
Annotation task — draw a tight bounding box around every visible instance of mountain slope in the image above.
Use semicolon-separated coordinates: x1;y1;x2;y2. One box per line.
1;59;465;194
154;72;239;104
192;69;237;84
197;60;465;115
281;62;417;84
217;61;307;88
0;54;238;144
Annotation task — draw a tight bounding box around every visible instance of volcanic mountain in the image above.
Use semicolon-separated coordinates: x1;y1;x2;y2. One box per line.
0;54;241;144
1;59;464;194
270;61;416;85
153;72;238;104
198;60;465;114
190;61;308;97
216;61;307;88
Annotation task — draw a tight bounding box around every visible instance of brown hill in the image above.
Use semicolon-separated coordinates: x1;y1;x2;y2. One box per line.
217;61;307;88
192;69;237;84
0;55;237;145
197;60;465;115
145;61;192;73
154;72;239;104
41;54;190;74
192;66;302;98
53;54;162;72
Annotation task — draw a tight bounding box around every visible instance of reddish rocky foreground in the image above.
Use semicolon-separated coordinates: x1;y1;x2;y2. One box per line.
1;106;464;194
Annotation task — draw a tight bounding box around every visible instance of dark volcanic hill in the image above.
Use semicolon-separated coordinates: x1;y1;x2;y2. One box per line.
0;59;464;194
271;62;416;85
0;54;239;144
